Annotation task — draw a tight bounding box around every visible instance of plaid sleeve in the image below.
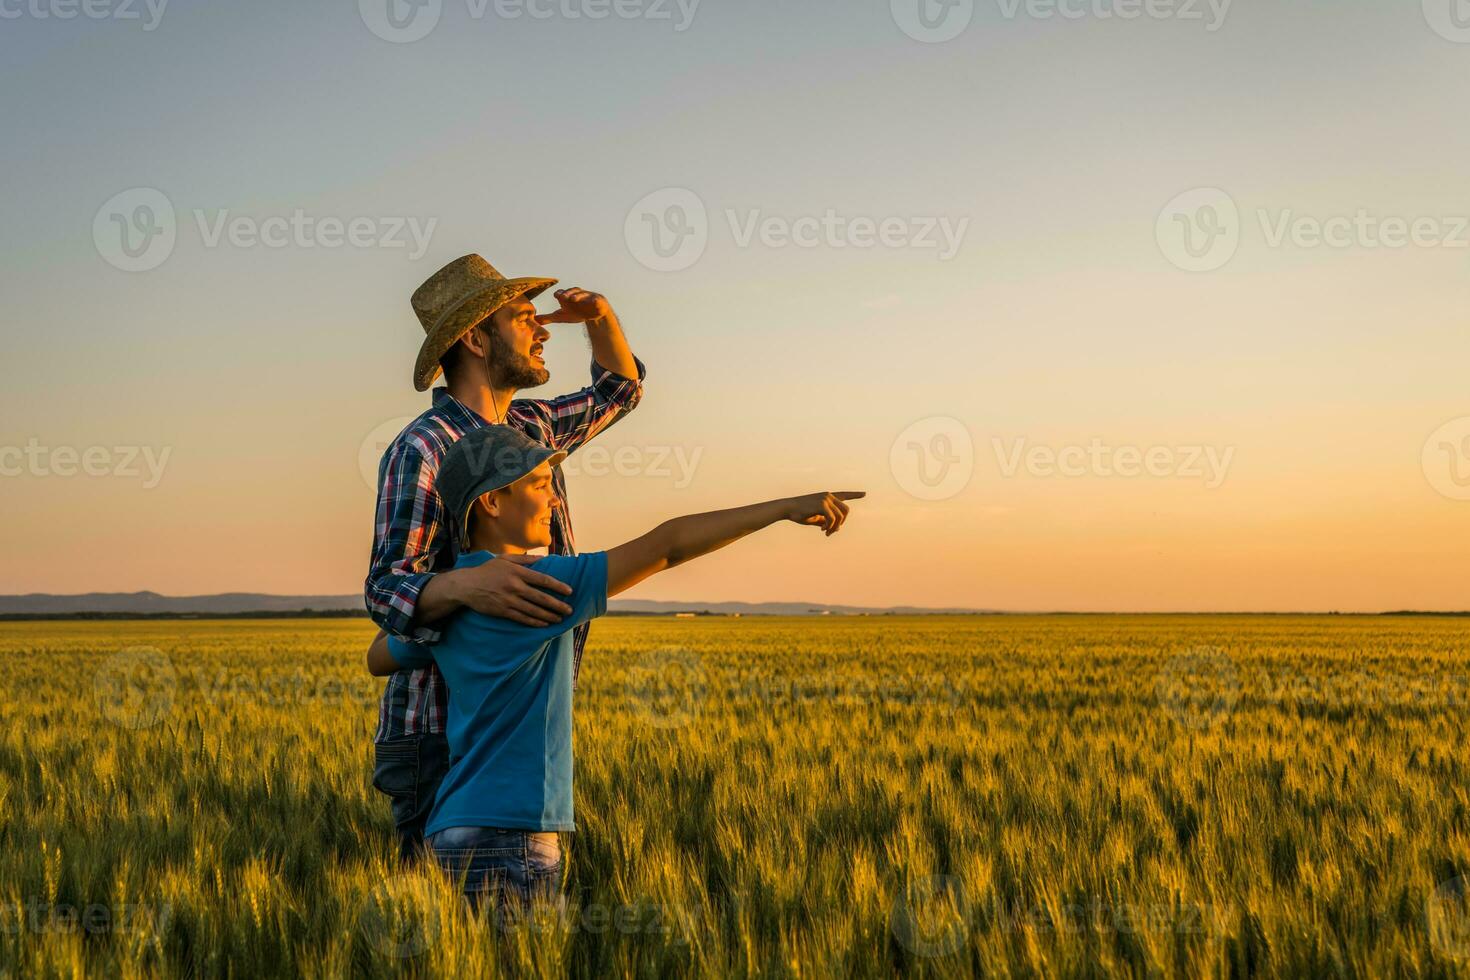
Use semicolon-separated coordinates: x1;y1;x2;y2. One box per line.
516;356;647;454
364;437;446;639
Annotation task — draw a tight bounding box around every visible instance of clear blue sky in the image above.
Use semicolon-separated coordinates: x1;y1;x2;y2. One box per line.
2;0;1468;609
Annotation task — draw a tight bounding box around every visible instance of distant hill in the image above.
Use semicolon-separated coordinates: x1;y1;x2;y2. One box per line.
0;592;994;618
0;591;364;615
606;599;993;616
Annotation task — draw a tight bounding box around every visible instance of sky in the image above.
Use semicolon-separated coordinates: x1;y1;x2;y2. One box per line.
1;0;1467;611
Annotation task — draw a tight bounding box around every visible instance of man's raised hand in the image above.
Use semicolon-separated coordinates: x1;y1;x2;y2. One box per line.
535;288;612;326
786;491;865;537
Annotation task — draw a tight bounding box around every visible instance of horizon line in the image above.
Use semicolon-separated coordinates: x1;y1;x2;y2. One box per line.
0;590;1466;619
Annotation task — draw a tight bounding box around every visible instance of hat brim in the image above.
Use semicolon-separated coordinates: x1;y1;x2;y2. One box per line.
455;446;568;542
413;276;557;392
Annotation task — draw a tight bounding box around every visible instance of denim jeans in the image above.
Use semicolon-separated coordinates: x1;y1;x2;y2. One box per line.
427;826;563;914
371;733;451;863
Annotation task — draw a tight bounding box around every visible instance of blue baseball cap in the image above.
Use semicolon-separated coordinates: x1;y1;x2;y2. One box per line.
438;426;566;542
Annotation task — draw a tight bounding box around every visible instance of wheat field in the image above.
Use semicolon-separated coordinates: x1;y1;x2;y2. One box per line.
1;615;1468;978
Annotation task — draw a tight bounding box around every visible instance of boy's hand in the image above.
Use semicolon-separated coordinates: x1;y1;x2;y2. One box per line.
453;554;574;626
535;288;613;326
786;491;865;536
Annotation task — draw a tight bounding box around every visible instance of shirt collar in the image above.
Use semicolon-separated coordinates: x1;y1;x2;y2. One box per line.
431;387;492;430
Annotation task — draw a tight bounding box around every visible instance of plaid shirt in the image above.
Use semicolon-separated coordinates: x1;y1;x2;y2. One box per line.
367;356;646;742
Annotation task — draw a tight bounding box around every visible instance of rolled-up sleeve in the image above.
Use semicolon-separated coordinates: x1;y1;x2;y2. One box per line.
527;356;647;454
590;355;646;413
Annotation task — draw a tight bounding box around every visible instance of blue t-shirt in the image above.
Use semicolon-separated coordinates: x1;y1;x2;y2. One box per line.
388;550;608;834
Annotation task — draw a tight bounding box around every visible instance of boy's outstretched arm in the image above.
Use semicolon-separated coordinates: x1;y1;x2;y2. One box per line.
605;491;865;598
366;490;863;672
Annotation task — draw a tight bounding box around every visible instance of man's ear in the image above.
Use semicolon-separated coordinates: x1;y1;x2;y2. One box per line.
477;493;499;519
461;324;490;359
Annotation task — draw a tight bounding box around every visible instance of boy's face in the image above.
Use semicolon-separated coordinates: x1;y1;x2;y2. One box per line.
474;461;558;550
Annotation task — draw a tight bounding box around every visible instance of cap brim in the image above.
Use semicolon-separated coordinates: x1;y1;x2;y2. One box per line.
456;447;568;541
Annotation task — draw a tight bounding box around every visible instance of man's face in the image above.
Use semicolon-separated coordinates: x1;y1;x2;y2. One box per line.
476;461;558;550
481;297;551;389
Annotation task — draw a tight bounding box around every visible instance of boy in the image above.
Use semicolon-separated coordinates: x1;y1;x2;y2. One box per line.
367;424;862;909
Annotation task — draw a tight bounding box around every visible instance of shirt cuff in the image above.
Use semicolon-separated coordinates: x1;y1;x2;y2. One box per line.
371;571;441;642
591;354;647;392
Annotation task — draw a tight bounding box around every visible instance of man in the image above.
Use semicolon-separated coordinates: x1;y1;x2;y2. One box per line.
366;424;862;912
365;253;647;861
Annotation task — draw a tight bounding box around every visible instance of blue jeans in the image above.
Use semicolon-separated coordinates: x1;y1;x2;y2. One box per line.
427;826;563;914
372;733;451;863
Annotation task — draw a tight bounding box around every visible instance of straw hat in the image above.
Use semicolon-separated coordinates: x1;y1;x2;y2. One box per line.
411;254;557;391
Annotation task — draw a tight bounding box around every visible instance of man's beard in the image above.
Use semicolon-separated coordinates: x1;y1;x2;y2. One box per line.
488;327;549;389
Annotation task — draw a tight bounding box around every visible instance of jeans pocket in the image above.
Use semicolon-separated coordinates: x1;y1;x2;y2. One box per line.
429;829;563;910
429;826;522;853
525;833;562;875
525;833;562;902
372;737;421;825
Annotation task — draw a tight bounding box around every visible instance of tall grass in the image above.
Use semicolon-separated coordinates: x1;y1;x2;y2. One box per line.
1;615;1467;977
